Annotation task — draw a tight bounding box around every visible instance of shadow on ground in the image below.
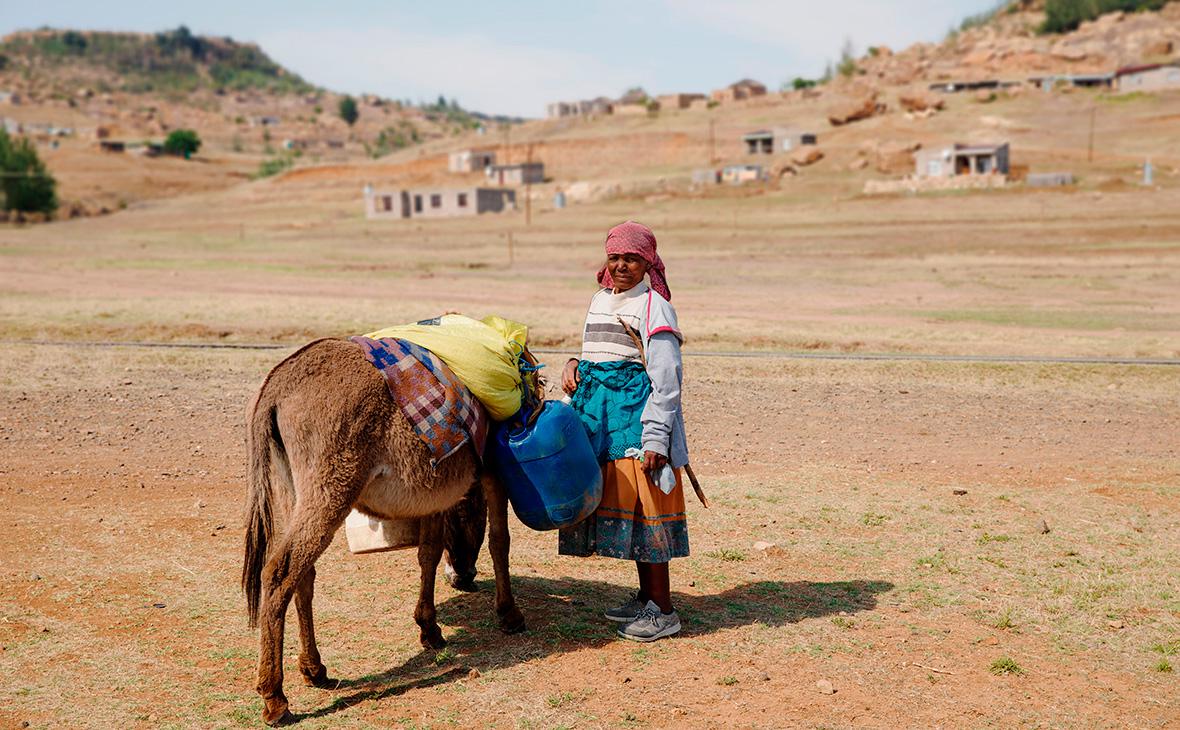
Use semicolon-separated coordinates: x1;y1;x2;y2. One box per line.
298;575;893;721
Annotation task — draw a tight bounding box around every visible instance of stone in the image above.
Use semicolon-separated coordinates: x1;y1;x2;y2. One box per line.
1143;39;1174;57
953;489;968;496
828;89;885;126
873;141;921;174
792;148;824;167
975;90;998;104
467;667;481;679
849;157;869;171
753;541;776;551
816;679;836;694
898;88;944;113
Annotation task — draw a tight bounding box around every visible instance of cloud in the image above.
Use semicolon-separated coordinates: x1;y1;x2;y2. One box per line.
257;26;634;118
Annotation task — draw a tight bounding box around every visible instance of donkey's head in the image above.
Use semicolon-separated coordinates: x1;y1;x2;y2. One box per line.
442;481;487;592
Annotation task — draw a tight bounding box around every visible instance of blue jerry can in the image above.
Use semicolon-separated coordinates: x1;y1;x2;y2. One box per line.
489;400;603;531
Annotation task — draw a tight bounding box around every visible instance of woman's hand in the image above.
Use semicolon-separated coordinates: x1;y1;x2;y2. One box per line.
642;450;668;477
562;359;581;395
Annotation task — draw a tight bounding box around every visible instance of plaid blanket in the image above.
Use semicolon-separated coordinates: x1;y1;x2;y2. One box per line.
350;336;488;468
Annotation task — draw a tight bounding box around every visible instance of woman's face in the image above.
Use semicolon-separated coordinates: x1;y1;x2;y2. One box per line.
607;253;648;292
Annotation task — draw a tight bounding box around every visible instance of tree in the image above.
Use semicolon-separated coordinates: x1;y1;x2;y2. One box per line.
0;129;57;215
837;37;859;78
338;96;359;126
163;128;201;158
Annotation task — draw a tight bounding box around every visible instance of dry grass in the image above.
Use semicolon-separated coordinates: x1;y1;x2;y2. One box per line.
1;89;1179;726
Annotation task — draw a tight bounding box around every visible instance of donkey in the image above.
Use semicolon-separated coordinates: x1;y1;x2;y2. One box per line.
242;338;525;725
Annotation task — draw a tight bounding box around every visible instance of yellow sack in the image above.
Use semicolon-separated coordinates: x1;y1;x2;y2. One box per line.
365;314;529;421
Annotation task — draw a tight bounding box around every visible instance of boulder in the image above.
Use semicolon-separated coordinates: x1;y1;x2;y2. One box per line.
898;88;944;113
873;141;921;174
1050;42;1088;62
848;157;869;171
828;90;885;126
770;161;798;179
1143;39;1174;57
975;89;998;103
792;148;824;167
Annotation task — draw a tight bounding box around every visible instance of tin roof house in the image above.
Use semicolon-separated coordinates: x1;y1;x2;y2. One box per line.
449;149;496;173
711;79;767;104
1115;63;1180;93
742;128;817;155
486;162;544;186
915;143;1010;179
365;187;516;219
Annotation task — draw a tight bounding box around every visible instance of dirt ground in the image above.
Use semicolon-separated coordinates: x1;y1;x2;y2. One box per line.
1;157;1179;728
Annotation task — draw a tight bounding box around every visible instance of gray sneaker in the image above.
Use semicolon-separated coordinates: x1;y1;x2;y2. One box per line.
604;593;645;623
617;600;681;642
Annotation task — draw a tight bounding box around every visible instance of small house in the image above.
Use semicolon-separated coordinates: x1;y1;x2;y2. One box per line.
613;101;654;115
547;102;575;119
657;93;706;110
582;97;613;116
742;128;817;155
486;162;544;186
1028;73;1114;91
721;164;765;184
547;97;614;119
1116;63;1180;93
365;187;516;220
928;79;1017;93
711;79;767;104
915;143;1010;179
449;149;497;173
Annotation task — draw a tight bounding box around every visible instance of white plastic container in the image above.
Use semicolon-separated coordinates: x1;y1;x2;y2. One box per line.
344;509;420;554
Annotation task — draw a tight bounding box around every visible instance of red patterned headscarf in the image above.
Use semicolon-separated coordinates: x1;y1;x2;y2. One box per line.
596;220;671;301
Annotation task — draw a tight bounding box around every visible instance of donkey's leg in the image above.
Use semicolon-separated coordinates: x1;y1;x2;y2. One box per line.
482;475;525;634
294;566;331;688
414;515;447;650
256;502;352;725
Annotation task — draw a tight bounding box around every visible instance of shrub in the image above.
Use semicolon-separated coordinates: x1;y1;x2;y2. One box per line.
1041;0;1168;34
162;128;201;157
837;38;859;78
253;155;293;179
0;129;58;215
338;96;359;126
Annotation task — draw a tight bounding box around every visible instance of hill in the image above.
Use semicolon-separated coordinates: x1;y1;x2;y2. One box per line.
1;5;1179;218
0;27;510;214
0;26;313;97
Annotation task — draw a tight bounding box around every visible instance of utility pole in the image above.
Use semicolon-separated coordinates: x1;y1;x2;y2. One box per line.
1087;106;1096;163
525;142;534;226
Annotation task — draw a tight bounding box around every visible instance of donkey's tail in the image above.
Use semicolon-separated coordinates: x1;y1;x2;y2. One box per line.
242;392;285;629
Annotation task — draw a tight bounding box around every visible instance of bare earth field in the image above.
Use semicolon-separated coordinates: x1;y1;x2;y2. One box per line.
1;175;1179;728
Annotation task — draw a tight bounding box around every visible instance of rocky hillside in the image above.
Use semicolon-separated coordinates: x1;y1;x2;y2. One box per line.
856;0;1180;84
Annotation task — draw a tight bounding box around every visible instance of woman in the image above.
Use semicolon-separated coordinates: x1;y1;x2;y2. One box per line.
559;220;689;642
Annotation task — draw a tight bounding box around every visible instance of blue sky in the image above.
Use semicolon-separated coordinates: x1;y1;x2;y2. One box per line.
1;0;993;116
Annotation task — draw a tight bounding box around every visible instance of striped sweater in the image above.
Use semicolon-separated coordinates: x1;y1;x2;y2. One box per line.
577;282;688;466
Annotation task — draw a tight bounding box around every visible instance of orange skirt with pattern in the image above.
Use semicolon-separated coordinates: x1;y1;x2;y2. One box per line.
558;458;690;563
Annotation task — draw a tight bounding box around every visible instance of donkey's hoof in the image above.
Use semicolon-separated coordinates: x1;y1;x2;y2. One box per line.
499;606;526;635
419;624;447;650
261;696;292;726
299;661;332;688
